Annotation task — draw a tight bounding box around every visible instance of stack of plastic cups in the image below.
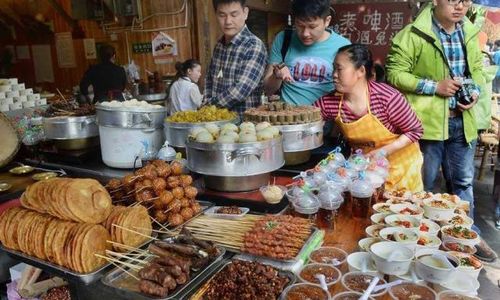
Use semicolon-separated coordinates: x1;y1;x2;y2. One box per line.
350;174;375;219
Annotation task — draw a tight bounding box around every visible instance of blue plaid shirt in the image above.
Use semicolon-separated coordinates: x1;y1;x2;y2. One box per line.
416;17;480;109
204;26;267;115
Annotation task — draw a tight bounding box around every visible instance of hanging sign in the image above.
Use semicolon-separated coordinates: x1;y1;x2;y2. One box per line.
83;38;97;59
55;32;76;68
151;32;177;64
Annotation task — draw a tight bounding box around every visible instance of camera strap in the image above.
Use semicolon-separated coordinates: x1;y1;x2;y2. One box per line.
445;30;471;79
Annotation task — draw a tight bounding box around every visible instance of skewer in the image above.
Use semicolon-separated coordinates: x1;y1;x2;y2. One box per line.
106;241;151;255
109;260;140;281
56;88;67;102
95;254;142;271
149;216;171;232
112;224;158;241
106;250;150;265
133;226;170;235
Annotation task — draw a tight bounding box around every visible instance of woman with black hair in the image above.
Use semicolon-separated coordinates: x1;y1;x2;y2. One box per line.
314;44;424;192
167;59;203;114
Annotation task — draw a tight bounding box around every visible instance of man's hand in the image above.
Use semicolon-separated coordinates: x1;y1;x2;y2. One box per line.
272;64;294;83
436;79;462;98
457;93;478;111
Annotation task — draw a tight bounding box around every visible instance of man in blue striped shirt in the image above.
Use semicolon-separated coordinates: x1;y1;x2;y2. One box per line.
203;0;267;115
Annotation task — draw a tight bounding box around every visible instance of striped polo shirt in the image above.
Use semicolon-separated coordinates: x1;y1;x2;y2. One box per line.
314;81;423;142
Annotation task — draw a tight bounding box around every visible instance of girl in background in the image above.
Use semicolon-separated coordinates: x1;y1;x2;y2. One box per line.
167;59;202;114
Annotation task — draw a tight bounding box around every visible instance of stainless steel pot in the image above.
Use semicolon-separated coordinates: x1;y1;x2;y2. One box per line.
43;115;98;140
185;136;285;177
204;173;270;192
164;118;239;148
276;120;324;152
96;105;166;129
137;93;167;102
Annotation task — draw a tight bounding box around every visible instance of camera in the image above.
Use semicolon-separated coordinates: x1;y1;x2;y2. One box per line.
455;78;475;105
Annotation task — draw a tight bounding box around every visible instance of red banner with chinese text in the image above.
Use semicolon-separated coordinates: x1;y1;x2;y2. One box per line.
332;3;413;64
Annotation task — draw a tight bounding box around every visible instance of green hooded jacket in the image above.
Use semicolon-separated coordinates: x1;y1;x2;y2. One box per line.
476;63;498;130
386;4;485;143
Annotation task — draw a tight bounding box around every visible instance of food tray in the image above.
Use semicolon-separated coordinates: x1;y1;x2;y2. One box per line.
0;237;154;285
204;206;250;219
101;241;226;300
187;258;296;300
232;227;320;264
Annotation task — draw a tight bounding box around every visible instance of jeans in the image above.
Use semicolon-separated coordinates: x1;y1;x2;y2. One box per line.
420;117;477;225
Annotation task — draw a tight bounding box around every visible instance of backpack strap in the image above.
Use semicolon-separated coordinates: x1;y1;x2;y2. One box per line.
281;27;293;62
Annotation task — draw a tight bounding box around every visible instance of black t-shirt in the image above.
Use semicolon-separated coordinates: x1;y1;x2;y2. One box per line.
79;62;127;102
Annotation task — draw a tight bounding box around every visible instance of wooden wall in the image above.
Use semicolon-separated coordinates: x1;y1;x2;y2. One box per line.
0;0;289;93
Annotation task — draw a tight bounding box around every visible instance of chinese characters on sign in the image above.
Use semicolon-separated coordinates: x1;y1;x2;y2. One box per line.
333;3;412;63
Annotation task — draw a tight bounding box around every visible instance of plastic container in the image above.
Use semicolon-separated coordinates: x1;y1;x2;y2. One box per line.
298;263;341;296
204;206;249;219
341;271;387;298
157;141;177;161
437;291;480;300
350;178;374;218
292;191;320;221
309;247;348;267
280;283;330;300
317;187;343;230
389;282;437;300
348;149;370;171
260;185;286;204
332;291;374;300
365;170;385;203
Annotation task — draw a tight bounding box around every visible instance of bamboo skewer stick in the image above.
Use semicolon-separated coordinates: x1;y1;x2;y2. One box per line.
112;224;158;241
106;250;150;266
95;254;142;271
106;241;152;255
133;226;170;235
150;216;172;232
109;260;140;281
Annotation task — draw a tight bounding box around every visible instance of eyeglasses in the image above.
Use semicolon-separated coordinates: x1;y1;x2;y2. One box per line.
447;0;473;7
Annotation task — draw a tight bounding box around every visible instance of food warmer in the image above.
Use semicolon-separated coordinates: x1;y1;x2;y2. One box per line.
43;115;99;150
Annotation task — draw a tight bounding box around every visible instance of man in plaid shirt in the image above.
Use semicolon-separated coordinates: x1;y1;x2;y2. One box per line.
203;0;267;115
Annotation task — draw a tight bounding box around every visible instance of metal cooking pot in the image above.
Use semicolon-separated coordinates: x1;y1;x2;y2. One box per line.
53;137;100;150
186;136;284;177
276;121;324;166
164;118;239;148
43;115;98;140
96;105;166;129
137;93;167;102
204;173;270;192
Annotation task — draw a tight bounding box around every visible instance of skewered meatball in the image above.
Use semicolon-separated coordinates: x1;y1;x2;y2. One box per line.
191;203;202;214
153;198;165;210
171;187;185;199
154;210;168;224
170;161;183;176
166;200;182;213
152;178;167;195
167;213;184;226
156;164;172;178
142;178;153;188
123;174;138;188
184;186;198;199
180;197;190;208
107;178;122;190
152;159;168;168
134;181;145;192
159;190;174;205
180;207;194;220
179;175;193;187
143;167;158;180
166;176;180;189
137;189;155;203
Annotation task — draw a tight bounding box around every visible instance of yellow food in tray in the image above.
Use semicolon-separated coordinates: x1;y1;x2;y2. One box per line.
167;105;237;123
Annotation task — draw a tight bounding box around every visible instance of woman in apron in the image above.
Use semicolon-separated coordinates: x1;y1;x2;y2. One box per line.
314;44;424;192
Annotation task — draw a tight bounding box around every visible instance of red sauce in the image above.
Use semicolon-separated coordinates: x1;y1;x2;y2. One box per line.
285;284;329;300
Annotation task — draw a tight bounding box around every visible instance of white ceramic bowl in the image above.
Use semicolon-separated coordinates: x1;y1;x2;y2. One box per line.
370;213;387;225
365;224;386;238
372;202;393;214
391;262;426;285
455;200;470;214
386;198;413;205
414;249;459;284
447;251;483;280
419;219;441;236
411;191;434;203
441;214;474;228
433;193;460;204
383;189;412;200
379;227;419;251
441;241;477;254
384;214;420;231
370;241;414;275
358;237;381;252
423;198;456;221
440;225;480;247
416;232;441;250
389;203;424;220
346;252;377;273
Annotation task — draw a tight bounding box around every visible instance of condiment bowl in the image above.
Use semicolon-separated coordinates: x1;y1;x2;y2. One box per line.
340;271;387;298
308;247;348;267
346;252;377;273
370;241;414;275
447;251;483;280
419;219;441;236
388;282;437;300
384;214;420;232
365;224;386;238
423;198;456;221
280;283;330;300
370;213;387;225
416;232;441;250
389;203;424;220
379;227;419;251
358;237;381;253
415;249;459;284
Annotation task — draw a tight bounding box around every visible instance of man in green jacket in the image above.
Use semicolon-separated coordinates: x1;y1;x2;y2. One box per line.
386;1;497;260
387;0;483;197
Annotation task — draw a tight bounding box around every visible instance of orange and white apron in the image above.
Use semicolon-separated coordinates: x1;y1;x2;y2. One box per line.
335;93;423;192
